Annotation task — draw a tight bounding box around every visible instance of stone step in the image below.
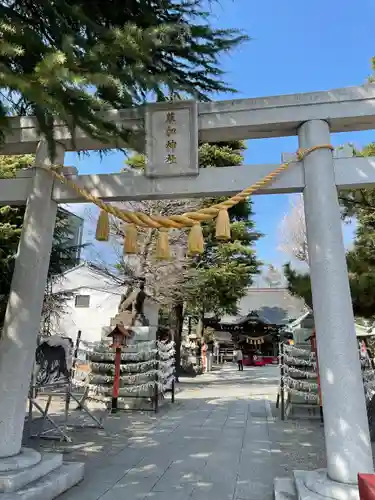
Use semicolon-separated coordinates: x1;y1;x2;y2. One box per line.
0;454;62;493
274;477;297;500
0;449;41;474
0;462;84;500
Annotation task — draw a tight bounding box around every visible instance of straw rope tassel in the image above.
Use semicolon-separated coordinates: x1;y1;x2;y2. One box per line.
124;224;138;254
96;210;110;241
215;209;231;240
188;224;204;255
155;229;171;260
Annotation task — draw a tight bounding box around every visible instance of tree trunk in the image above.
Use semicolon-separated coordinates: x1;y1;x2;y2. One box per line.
197;307;204;338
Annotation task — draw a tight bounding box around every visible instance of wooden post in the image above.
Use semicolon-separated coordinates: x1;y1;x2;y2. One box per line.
155;344;159;413
310;330;323;423
171;379;175;404
70;329;82;413
72;330;82;372
280;342;285;421
63;332;81;418
111;347;121;413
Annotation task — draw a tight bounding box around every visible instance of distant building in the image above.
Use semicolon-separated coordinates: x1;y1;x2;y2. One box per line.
217;288;307;326
204;288;308;357
56;207;84;271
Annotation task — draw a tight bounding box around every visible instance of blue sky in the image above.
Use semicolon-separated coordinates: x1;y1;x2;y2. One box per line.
64;0;375;270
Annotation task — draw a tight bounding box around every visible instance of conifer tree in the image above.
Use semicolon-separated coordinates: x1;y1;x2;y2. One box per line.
185;141;262;318
0;156;85;328
0;0;247;156
284;141;375;319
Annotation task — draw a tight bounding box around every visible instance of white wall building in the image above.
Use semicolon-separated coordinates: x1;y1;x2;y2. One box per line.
51;262;132;345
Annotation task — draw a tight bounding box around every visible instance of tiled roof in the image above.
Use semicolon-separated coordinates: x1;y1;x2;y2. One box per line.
219;288;307;326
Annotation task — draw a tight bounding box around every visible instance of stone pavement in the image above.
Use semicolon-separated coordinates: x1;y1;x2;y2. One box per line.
25;365;327;500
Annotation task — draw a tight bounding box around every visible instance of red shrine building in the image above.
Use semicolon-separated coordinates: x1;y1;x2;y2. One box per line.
203;288;307;365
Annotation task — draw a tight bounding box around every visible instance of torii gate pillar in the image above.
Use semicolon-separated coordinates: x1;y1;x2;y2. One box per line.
0;142;62;458
296;119;373;498
0;142;84;499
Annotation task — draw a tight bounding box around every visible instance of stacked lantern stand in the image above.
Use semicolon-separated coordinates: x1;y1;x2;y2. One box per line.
277;340;320;420
87;336;176;413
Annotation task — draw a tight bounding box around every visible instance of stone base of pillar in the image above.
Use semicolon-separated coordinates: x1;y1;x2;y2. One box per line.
0;448;84;499
275;469;360;500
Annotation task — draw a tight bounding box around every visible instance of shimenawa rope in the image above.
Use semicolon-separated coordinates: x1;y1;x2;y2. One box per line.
38;144;333;257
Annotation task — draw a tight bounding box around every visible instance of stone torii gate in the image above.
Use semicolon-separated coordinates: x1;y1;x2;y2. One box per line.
1;86;375;499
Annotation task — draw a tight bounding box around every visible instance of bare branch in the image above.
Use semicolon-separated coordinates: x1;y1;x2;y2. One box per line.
278;195;309;264
89;197;203;308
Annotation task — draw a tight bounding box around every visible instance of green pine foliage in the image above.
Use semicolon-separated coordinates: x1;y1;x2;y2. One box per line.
0;155;34;314
369;56;375;82
186;141;262;317
338;143;375;218
284;141;375;319
283;263;312;310
0;155;86;327
0;205;23;294
0;0;247;157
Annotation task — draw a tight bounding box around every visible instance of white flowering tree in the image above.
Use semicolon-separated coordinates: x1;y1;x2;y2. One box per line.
278;195;309;265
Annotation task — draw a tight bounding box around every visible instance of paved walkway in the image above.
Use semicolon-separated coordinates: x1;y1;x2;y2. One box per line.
26;365;326;500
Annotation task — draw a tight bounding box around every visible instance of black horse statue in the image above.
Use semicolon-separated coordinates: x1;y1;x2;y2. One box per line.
33;336;73;387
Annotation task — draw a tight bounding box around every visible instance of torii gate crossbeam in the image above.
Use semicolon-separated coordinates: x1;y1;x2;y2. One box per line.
0;85;375;500
2;155;375;206
2;84;375;153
